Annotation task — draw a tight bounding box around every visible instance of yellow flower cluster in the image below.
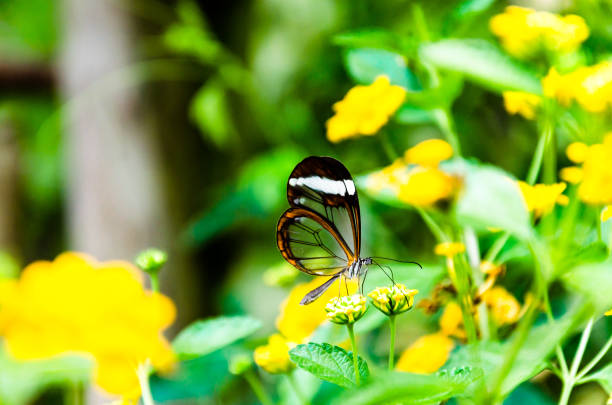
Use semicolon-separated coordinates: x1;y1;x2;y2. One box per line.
543;63;612;113
368;284;418;316
254;277;359;375
561;135;612;213
325;294;368;325
502;91;541;120
326;76;406;143
253;334;295;374
434;242;465;257
0;253;176;401
395;300;462;374
490;6;589;59
366;139;457;207
481;286;522;325
518;181;568;218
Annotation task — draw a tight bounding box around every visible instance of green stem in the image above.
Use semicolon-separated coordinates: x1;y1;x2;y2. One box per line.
526;120;552;184
388;315;397;370
287;371;310;405
244;369;274;405
433;108;462;157
66;382;83;405
483;232;510;264
576;333;612;381
347;323;360;385
379;130;399;161
559;318;594;405
455;255;478;344
150;273;160;293
415;207;449;242
137;363;155;405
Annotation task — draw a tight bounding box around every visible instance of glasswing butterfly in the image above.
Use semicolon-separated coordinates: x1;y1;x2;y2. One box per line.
277;156;420;305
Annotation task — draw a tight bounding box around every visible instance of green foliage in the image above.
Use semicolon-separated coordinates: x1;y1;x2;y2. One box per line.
331;367;483;405
0;349;91;405
289;343;369;388
343;48;419;89
451;160;533;241
420;39;542;94
173;316;262;360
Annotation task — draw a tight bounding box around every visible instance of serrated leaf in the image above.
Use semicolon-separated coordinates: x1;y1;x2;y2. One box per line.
173;316;261;360
343;48;419;89
419;39;541;94
331;367;483;405
450;160;533;241
289;343;369;388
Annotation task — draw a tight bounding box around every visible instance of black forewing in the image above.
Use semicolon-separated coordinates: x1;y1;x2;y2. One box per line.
286;156;361;258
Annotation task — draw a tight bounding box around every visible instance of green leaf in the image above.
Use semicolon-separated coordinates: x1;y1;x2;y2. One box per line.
333;29;416;55
289;343;369;388
173;316;262;360
419;39;541;94
343;48;419;89
581;363;612;393
450;160;532;241
444;305;587;396
190;79;236;148
402;74;464;109
562;260;612;314
451;0;496;20
0;349;92;405
394;104;435;124
331;367;483;405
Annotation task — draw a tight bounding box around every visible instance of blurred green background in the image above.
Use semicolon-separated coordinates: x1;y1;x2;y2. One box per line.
1;0;612;403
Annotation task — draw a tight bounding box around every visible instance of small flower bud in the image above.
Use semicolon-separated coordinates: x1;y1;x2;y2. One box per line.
135;248;168;274
325;294;367;325
368;284;418;316
253;334;294;374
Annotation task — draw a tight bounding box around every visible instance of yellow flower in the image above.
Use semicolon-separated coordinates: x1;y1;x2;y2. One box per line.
368;284;418;316
559;166;583;184
490;6;589;59
543;63;612;112
502;91;541;119
479;261;504;276
434;242;466;257
602;206;612;222
253;334;294;374
439;301;466;339
326;76;406;143
518;181;568;217
325;294;367;325
482;286;521;325
276;277;357;342
605;309;612;316
404;139;453;167
0;253;176;400
395;332;454;374
398;167;455;206
567;142;589;163
576;135;612;205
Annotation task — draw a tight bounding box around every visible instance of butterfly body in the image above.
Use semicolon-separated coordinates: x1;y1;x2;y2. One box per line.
276;156;371;305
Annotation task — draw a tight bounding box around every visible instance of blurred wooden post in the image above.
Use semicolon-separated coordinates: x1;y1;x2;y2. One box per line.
59;0;169;403
0;119;18;255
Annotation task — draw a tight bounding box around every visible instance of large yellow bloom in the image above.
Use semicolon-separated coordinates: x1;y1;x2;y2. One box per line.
518;181;568;218
253;334;294;374
502;91;541;120
0;253;176;400
395;332;454;374
481;286;521;325
543;63;612;112
326;76;406;143
490;6;589;59
276;277;357;342
404;139;453;167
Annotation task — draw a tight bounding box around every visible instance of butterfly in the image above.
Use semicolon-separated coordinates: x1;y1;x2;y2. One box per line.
277;156;420;305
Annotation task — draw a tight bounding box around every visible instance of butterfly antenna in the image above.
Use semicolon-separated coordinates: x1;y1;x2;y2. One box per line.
344;277;349;296
371;258;395;284
360;266;370;296
370;256;423;269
